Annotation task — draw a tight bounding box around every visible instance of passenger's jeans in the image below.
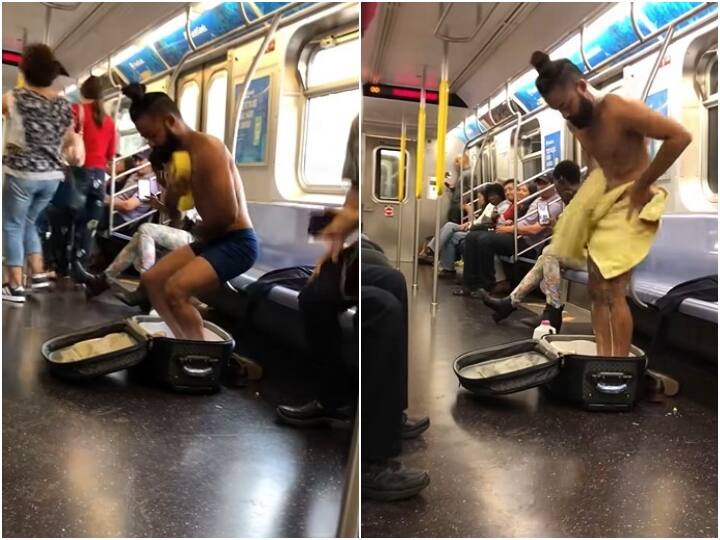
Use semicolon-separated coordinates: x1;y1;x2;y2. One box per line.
427;221;468;271
361;261;409;461
462;230;530;290
3;174;61;267
75;168;106;259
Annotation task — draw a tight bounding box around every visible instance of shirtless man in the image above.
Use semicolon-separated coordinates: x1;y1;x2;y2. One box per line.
529;51;691;356
121;83;258;340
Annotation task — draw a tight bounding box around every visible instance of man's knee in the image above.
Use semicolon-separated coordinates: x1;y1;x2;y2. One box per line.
588;279;613;306
141;267;163;292
164;275;189;308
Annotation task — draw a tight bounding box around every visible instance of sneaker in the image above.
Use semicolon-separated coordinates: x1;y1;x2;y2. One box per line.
2;285;27;303
401;413;430;439
362;460;430;501
29;273;52;290
276;400;353;428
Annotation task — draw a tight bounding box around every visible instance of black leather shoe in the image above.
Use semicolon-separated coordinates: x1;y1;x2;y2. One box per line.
362;460;430;501
73;260;109;298
276;400;353;428
540;303;564;332
401;413;430;439
115;284;149;307
481;292;517;323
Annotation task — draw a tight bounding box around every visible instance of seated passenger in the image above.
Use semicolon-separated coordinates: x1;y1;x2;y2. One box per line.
431;182;505;276
74;160;199;303
454;174;563;297
109;152;154;233
482;161;583;330
121;83;258;340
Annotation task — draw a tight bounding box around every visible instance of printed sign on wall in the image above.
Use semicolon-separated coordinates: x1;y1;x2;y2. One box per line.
234;75;271;165
543;131;561;169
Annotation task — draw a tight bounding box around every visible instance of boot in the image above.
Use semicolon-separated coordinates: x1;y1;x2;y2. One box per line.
72;259;109;298
540;303;564;333
481;291;516;323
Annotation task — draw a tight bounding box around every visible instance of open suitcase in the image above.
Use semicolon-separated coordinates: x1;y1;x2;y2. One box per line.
453;334;647;411
42;315;234;393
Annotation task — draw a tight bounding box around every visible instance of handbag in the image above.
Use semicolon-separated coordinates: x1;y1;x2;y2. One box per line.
62;103;85;167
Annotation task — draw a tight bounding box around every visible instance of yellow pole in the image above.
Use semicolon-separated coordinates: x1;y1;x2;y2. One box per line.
415;98;426;199
432;41;450;306
398;119;407;201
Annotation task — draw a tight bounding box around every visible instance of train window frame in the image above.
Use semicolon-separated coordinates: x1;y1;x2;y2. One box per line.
204;68;228;143
700;52;718;199
511;120;542;181
297;27;360;194
372;146;410;204
178;79;201;131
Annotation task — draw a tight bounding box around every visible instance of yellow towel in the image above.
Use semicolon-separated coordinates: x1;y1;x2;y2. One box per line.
546;168;668;280
52;332;137;363
167;151;195;212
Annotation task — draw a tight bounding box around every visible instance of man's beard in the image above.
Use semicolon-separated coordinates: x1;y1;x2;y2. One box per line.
568;96;594;129
149;129;182;167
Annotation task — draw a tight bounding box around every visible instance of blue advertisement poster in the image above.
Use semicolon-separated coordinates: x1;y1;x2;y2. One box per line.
155;28;191;67
234;75;270;164
645;89;668;159
190;3;245;48
115;48;167;82
544;131;561;169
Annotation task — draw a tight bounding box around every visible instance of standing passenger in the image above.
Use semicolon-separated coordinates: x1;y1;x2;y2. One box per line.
2;44;73;302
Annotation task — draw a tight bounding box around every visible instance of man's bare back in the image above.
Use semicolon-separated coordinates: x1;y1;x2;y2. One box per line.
185;131;252;238
570;94;651;189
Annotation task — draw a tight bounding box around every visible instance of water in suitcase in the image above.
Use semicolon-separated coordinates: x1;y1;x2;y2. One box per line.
42;315;235;393
453;335;647;411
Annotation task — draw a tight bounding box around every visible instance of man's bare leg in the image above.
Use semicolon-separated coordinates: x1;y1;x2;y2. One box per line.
589;259;634;356
588;259;613;356
163;256;220;340
141;245;195;338
607;270;633;356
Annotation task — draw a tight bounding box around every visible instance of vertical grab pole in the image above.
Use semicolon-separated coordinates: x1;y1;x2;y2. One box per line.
396;115;407;268
432;40;450;307
508;80;521;262
412;67;427;289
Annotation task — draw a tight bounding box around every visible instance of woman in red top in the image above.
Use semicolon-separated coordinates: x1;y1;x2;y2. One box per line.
72;75;117;259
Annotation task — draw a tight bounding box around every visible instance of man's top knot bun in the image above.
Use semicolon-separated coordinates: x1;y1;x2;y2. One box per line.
122;82;147;103
530;51;551;72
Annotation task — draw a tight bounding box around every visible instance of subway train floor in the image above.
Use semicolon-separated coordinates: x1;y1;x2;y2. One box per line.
362;264;718;538
2;279;350;538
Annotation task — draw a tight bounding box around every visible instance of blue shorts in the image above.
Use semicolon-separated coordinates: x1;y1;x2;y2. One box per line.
190;228;259;283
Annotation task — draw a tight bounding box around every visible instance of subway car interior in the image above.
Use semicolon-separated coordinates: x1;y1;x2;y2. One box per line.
361;2;717;537
2;2;359;537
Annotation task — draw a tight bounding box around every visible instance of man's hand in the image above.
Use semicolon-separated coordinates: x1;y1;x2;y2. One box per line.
495;224;513;234
626;182;653;220
148;194;166;212
460;221;472;232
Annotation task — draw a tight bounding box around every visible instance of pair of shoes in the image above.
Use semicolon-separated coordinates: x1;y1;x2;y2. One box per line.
362;460;430;501
401;413;430;439
28;272;53;290
276;400;353;428
438;269;456;279
480;292;517;323
2;284;27;303
539;303;564;332
73;260;109;298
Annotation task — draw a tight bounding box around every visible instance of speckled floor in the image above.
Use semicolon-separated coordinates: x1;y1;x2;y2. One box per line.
361;264;718;538
2;280;351;538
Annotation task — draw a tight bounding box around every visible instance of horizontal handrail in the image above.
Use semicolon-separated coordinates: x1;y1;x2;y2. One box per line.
114;146;150;163
110;209;157;232
114;162;151;182
517;235;551;258
516;184;554;205
518;167;553;187
519;196;562;221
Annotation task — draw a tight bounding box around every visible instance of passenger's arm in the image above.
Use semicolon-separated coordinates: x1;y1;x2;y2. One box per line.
113;196;141;213
613;96;692;214
319;186;359;264
2;93;8;116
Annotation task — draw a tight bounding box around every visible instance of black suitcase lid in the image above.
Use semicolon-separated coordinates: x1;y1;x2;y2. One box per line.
453;335;647;396
42;316;233;380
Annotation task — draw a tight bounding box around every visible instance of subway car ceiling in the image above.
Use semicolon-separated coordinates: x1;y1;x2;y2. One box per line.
362;2;718;214
2;2;359;207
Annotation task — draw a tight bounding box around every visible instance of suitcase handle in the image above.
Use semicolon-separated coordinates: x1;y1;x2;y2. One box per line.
595;381;628;394
593;371;631;395
180;355;218;377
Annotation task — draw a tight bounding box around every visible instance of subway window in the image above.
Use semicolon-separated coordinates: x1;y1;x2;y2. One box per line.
205;70;228;142
179;80;200;131
301;30;360;190
373;147;408;202
514;120;542;180
705;55;718;194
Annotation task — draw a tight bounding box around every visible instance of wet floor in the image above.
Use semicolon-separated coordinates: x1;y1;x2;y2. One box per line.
361;264;718;538
2;280;351;538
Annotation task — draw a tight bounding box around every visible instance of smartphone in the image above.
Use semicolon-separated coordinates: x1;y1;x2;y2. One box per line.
308;210;336;237
537;200;551;225
138;178;151;200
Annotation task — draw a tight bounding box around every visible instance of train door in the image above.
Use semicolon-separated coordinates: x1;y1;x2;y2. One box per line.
175;59;229;143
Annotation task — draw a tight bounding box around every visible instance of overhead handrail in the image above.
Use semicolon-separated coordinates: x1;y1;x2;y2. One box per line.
412;66;427;289
579;24;592;72
433;3;497;44
230;12;282;163
641;25;675;102
186;5;198;52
